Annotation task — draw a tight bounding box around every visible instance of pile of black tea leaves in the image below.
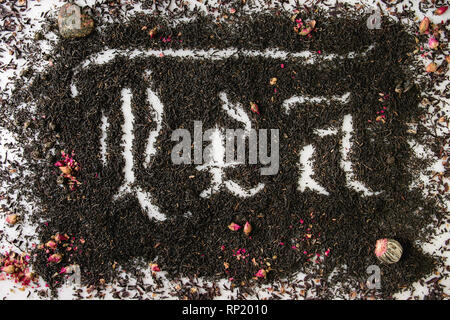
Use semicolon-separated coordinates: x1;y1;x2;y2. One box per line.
1;7;447;299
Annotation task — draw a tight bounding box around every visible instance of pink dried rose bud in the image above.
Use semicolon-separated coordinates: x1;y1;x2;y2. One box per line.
299;26;312;36
48;253;62;263
243;222;252;236
2;265;15;274
435;6;448;15
150;263;160;272
54;233;69;242
419;17;430;34
426;62;438;73
428;37;439;50
228;222;242;231
255;269;267;278
6;214;18;225
45;240;57;249
25;272;36;280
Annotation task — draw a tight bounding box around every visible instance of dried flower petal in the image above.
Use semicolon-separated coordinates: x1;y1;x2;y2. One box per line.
2;265;15;274
255;269;267;278
59;166;72;175
228;222;242;231
25;272;35;280
250;102;260;115
55;233;69;242
149;27;157;38
419;17;430;34
426;62;438;73
376;115;386;123
150;263;160;272
46;240;57;249
299;26;312;36
428;37;439;50
270;77;277;85
6;214;18;225
435;6;448;15
48;253;62;263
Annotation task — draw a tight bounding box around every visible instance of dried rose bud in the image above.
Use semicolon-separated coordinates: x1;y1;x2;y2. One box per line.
150;263;160;272
250;102;260;115
25;272;36;280
59;166;72;175
228;222;242;231
2;265;15;274
149;27;157;38
6;214;18;225
426;62;438;73
375;238;403;264
299;26;312;36
255;269;267;278
48;253;62;263
419;17;430;34
298;20;316;36
46;240;57;249
376;116;386;124
55;233;69;242
428;37;439;50
435;6;448;15
243;222;252;236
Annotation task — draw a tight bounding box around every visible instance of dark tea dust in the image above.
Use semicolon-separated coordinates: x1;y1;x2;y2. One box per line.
1;7;447;299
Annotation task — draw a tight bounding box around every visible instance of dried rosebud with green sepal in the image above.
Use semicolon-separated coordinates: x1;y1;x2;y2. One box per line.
375;238;403;264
